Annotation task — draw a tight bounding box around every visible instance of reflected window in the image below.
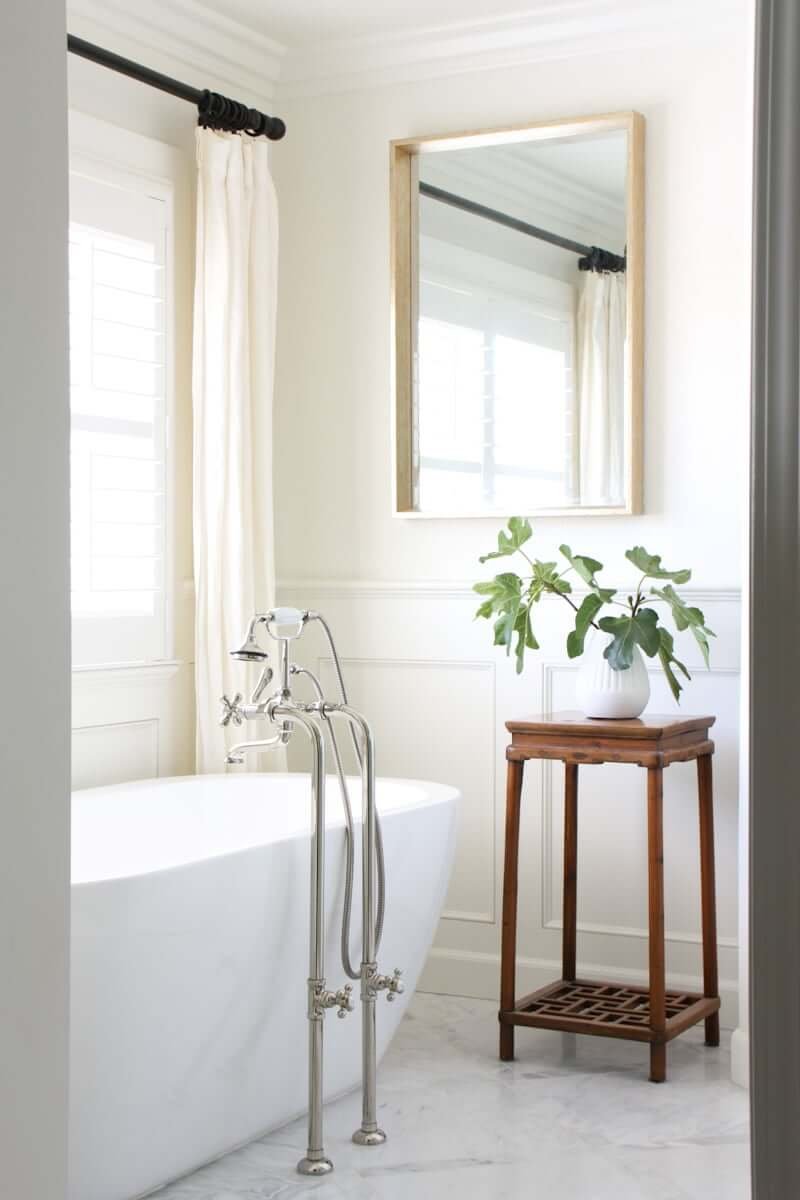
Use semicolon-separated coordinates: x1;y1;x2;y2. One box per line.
417;240;575;511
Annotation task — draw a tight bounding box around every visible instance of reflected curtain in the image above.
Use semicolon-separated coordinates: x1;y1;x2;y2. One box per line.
192;129;279;772
575;271;626;506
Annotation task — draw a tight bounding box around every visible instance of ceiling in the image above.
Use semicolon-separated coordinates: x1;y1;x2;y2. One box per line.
67;0;747;102
217;0;574;47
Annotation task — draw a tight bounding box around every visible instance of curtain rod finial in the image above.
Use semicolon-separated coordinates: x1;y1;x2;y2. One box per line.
198;90;286;139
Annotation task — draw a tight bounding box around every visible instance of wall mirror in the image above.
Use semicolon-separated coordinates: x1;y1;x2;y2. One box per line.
391;113;644;517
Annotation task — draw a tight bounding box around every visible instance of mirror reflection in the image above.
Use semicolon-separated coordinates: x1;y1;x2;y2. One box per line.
397;116;642;515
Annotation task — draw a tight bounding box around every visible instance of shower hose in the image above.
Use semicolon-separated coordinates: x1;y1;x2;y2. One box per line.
294;614;386;980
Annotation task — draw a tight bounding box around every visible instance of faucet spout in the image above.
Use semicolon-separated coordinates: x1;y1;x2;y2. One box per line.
225;733;286;765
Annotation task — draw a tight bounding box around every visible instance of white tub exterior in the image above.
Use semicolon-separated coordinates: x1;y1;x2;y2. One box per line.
69;772;458;1200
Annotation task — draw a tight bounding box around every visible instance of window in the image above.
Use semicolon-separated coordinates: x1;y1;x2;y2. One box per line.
69;165;171;666
416;237;576;512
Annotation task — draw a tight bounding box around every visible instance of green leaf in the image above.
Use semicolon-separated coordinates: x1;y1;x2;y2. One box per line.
566;593;604;659
657;627;691;702
473;572;523;619
479;516;533;563
559;544;616;602
507;515;532;545
651;584;715;666
598;607;661;670
633;608;662;656
491;572;523;599
473;572;522;660
598;616;637;670
513;604;539;674
625;547;691;584
529;559;571;602
519;605;539;649
472;564;541;672
493;605;520;652
560;544;602;581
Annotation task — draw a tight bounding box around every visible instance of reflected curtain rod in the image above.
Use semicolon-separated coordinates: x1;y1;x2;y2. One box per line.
67;34;286;140
419;181;624;273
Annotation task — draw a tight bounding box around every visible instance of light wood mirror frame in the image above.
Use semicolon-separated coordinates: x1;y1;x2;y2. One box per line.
390;112;645;518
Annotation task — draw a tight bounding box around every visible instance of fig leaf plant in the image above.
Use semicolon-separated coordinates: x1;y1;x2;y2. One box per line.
473;517;714;700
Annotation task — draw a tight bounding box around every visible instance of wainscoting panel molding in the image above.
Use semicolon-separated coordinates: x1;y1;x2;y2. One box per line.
279;580;741;1028
318;656;496;924
72;719;159;790
72;660;195;789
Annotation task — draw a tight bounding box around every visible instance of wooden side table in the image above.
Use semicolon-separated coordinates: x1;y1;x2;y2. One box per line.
499;712;719;1082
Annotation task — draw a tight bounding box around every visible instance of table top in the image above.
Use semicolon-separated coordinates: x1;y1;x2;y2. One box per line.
506;712;715;740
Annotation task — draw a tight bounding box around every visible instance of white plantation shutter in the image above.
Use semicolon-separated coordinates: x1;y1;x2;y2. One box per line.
69;168;170;665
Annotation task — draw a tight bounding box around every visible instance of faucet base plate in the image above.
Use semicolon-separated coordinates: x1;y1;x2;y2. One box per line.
352;1128;387;1147
297;1156;334;1176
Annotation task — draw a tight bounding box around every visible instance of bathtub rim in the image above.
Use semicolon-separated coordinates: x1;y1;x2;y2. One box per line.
71;771;460;887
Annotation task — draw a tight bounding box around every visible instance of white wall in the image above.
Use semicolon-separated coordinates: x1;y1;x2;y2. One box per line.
274;34;749;1026
67;55;197;151
0;2;71;1195
273;41;749;586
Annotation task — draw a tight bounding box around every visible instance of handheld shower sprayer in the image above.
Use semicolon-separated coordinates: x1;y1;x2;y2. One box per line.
220;608;398;1176
230;629;270;662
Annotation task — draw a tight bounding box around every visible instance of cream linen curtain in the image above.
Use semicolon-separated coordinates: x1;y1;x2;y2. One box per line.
192;129;279;771
575;271;626;506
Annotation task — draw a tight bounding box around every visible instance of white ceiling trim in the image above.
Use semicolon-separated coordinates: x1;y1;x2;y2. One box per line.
67;0;743;104
279;0;742;97
68;0;283;108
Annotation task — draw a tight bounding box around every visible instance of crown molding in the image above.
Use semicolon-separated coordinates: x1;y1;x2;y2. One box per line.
67;0;284;108
278;0;745;98
67;0;745;106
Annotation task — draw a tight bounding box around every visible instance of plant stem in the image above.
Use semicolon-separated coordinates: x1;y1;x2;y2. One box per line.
552;586;601;630
630;574;648;615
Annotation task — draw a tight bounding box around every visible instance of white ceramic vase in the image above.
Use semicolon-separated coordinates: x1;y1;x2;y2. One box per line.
576;631;650;719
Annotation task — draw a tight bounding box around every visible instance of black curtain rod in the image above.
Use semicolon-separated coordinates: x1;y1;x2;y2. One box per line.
419;181;624;273
67;35;286;140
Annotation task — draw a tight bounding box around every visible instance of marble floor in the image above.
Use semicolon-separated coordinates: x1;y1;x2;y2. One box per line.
155;994;750;1200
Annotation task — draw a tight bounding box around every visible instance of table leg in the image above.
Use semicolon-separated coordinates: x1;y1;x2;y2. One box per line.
647;765;666;1082
698;753;720;1046
562;763;579;982
499;755;524;1061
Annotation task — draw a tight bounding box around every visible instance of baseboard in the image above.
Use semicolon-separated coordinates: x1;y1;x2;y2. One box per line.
418;946;739;1031
730;1027;750;1088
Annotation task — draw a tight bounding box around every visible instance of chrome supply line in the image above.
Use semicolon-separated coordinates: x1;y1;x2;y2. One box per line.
290;664;386;981
221;609;402;1175
305;612;388;957
272;703;338;1176
325;704;396;1144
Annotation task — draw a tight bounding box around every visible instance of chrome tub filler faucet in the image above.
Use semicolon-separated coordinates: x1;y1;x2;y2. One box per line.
221;607;403;1175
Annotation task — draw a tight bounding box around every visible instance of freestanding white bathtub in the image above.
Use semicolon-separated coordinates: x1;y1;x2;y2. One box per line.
69;772;458;1200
